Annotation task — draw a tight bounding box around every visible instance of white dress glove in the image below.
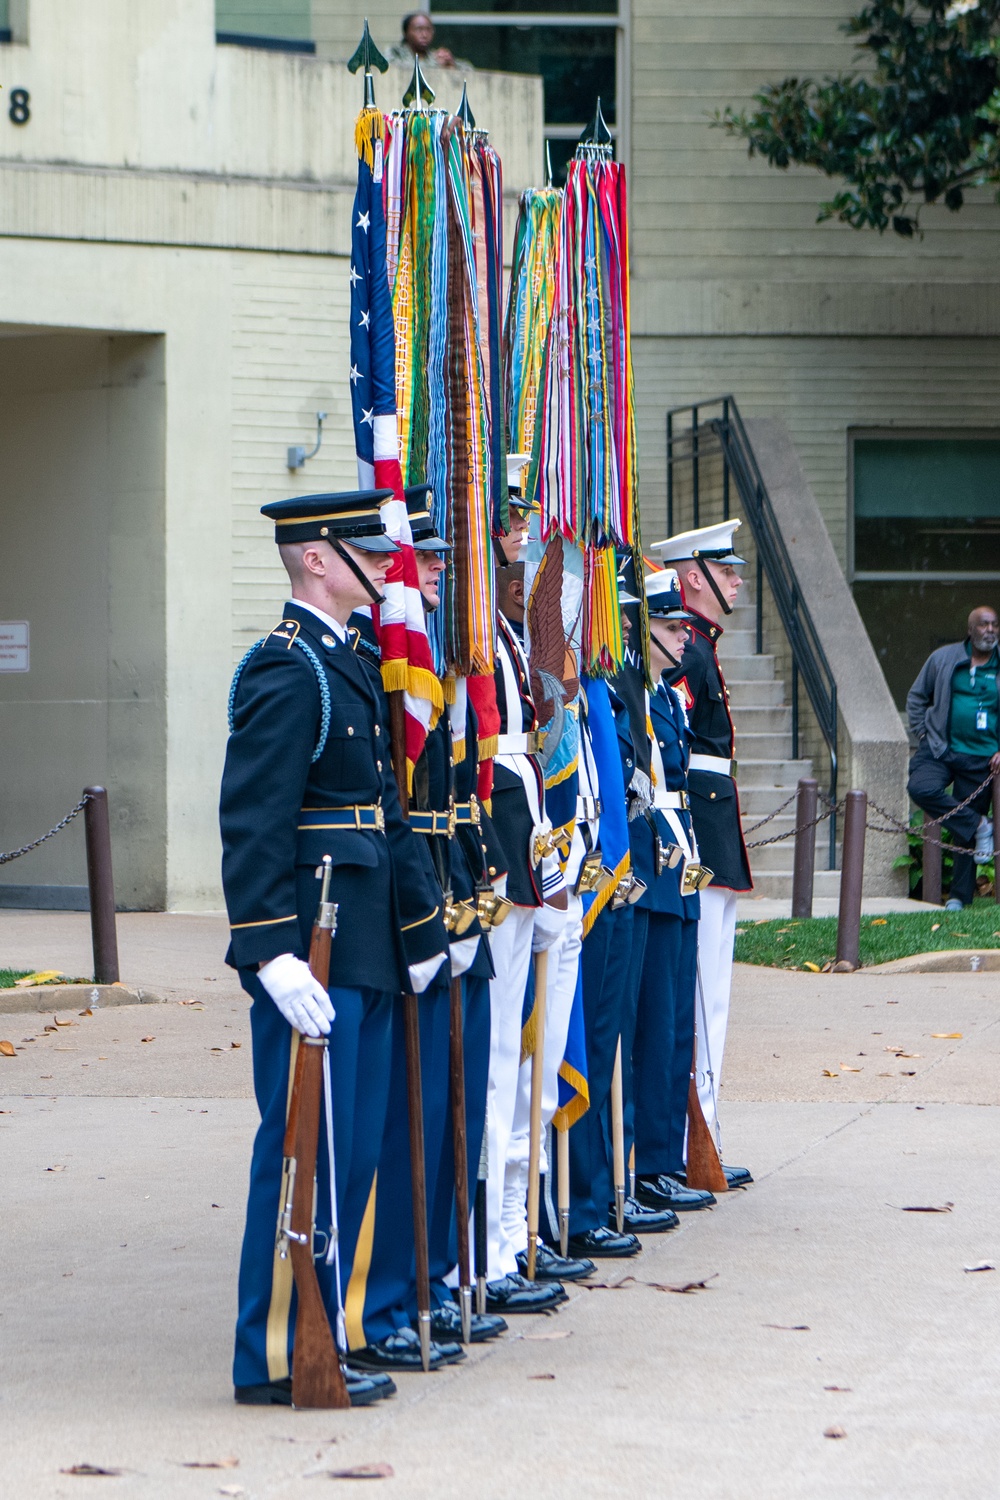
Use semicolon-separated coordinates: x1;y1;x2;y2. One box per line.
258;953;335;1038
449;935;480;978
408;951;448;995
531;900;566;953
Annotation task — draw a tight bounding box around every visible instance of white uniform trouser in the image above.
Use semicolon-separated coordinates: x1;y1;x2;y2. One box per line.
695;886;738;1131
485;904;535;1282
502;893;583;1262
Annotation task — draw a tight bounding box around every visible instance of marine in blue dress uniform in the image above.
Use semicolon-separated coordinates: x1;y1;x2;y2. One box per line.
652;520;753;1187
220;490;449;1406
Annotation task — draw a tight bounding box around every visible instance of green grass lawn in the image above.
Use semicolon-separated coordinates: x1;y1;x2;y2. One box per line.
735;904;1000;970
0;969;32;989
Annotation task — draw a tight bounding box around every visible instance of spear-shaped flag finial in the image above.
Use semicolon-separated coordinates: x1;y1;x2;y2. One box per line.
578;97;613;148
457;80;475;132
347;19;388;106
402;53;435;110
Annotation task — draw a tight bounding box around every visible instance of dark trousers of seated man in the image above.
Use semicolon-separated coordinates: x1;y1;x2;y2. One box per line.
907;746;994;906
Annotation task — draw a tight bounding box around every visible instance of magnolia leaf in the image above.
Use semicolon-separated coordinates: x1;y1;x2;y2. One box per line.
61;1464;122;1476
0;1040;16;1057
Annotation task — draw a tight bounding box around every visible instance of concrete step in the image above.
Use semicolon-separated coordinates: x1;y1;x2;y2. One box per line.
736;758;813;787
737;783;813;814
726;678;784;707
734;730;794;759
721;654;776;682
746;839;842;872
746;868;842;900
729;705;792;733
717;630;759;658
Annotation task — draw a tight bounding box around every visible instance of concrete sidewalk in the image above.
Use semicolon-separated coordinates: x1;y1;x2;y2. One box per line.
3;912;1000;1498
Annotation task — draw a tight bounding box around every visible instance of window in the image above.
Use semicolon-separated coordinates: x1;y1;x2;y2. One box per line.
0;0;10;43
429;2;623;182
850;433;1000;707
216;1;314;53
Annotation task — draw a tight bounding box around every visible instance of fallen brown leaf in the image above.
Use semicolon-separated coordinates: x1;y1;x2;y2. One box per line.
182;1458;239;1470
763;1323;810;1331
79;1008;93;1017
217;1487;246;1498
821;1069;839;1078
60;1464;122;1476
964;1261;995;1273
931;923;941;931
824;1426;847;1440
522;1329;572;1340
46;1165;66;1173
839;1064;861;1072
230;1041;241;1049
140;1036;156;1044
870;919;887;925
900;1070;917;1076
802;962;821;973
641;1274;719;1295
528;1373;556;1380
931;1033;962;1039
322;1463;394;1480
823;1385;852;1392
0;1040;16;1058
53;1016;74;1027
892;1202;954;1213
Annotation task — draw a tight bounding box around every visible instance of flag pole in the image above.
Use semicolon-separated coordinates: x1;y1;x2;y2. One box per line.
348;24;434;1371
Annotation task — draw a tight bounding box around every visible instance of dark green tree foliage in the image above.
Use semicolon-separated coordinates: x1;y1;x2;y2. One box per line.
718;1;1000;236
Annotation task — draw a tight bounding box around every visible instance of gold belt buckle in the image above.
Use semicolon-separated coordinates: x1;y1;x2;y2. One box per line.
679;790;689;810
468;794;481;826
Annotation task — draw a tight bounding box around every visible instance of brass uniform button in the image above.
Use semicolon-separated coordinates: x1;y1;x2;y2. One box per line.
322;634;336;648
375;725;381;737
488;865;496;876
709;791;716;799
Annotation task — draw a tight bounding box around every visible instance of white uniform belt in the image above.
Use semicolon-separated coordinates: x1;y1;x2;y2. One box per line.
689;753;735;778
653;789;689;811
496;730;543;756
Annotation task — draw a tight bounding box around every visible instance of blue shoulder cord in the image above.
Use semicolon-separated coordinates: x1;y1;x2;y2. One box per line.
228;636;332;763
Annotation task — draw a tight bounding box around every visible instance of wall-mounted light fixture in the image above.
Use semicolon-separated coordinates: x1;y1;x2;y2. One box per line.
287;411;327;471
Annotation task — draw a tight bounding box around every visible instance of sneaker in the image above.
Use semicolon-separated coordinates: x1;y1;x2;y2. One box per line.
975;817;994;865
944;898;964;912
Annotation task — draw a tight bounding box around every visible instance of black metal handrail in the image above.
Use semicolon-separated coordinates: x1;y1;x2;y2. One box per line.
666;396;839;869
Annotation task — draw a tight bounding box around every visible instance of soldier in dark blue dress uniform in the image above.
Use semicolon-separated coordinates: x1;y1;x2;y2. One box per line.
629;569;715;1213
221;490;450;1406
348;487;509;1366
652;521;753;1188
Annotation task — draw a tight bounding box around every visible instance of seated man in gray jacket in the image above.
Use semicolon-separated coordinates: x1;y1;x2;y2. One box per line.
906;606;1000;909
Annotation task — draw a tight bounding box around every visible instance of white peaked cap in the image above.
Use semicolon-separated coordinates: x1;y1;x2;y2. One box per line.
506;453;530;492
644;566;681;600
651;517;745;564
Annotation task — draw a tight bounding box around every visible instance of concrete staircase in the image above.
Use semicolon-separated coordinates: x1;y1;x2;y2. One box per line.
716;598;841;901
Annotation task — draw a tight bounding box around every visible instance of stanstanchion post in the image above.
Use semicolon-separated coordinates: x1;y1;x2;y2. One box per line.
993;773;1000;906
834;790;867;971
83;786;119;984
922;816;942;908
791;777;817;920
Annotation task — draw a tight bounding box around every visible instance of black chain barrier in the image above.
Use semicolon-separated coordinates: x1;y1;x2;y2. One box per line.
0;793;93;866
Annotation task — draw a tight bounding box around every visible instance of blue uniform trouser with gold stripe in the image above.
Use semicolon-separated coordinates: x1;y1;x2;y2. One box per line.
632;914;698;1177
428;973;490;1302
233;971;393;1388
566;904;635;1235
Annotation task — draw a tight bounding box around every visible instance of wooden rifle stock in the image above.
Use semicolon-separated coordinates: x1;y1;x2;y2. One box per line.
685;1036;727;1195
279;857;349;1409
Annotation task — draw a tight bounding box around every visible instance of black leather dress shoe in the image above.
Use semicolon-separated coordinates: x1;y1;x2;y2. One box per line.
485;1273;564;1314
611;1196;679;1233
568;1224;641;1258
349;1327;466;1372
428;1300;508;1343
676;1163;754;1189
636;1173;716;1211
234;1366;395;1407
516;1243;596;1283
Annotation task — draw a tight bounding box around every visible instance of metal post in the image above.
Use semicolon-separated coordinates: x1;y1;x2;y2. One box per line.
791;777;817;920
83;786;119;984
834;790;867;971
992;773;1000;905
922;817;942;908
691;406;699;528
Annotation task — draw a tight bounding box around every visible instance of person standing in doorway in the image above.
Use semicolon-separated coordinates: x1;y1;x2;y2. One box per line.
906;606;1000;911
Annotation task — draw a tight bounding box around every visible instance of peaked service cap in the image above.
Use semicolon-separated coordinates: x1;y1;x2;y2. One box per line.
261;490;400;552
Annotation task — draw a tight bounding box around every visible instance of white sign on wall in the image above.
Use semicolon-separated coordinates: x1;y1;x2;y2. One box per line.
0;621;29;672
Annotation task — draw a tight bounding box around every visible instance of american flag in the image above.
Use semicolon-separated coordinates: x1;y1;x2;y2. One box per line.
348;119;439;779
